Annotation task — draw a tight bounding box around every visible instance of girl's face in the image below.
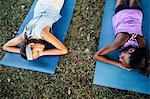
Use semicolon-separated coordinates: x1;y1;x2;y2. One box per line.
119;48;135;66
28;43;45;59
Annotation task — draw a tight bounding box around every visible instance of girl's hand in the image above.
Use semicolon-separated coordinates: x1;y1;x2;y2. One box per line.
2;33;25;53
32;51;43;60
94;51;133;71
117;62;133;71
93;51;100;60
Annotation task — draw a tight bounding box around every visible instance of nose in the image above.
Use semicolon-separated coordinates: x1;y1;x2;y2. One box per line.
119;55;122;62
119;52;125;62
119;58;123;62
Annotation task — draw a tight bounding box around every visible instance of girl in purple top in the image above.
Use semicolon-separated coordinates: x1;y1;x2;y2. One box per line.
94;0;149;76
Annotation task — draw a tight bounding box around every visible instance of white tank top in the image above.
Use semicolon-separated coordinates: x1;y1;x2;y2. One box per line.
34;0;64;14
23;0;64;39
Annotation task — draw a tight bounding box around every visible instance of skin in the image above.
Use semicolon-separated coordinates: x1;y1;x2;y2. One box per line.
94;0;145;71
2;26;68;60
118;48;135;67
28;43;45;60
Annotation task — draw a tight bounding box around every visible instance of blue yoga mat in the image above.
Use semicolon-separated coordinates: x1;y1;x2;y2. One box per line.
0;0;76;74
93;0;150;94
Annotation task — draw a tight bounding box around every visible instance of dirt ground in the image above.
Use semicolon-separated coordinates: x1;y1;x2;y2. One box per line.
0;0;149;98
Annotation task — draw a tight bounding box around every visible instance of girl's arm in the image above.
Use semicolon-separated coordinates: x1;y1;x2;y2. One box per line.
94;33;132;71
41;28;68;56
2;33;25;53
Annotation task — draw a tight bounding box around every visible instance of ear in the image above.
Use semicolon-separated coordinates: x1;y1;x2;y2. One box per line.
128;48;135;53
28;43;35;48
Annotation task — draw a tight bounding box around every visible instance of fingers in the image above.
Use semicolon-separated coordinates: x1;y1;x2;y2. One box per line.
118;62;133;71
32;52;43;60
124;66;133;71
125;67;133;71
93;51;100;60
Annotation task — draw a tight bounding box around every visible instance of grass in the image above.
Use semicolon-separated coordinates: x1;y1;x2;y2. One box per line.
0;0;149;98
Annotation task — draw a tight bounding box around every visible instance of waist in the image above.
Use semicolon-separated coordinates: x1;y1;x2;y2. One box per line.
113;9;143;19
32;10;61;24
34;9;59;16
114;24;143;36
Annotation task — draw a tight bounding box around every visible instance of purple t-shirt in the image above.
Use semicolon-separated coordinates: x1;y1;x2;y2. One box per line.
112;9;143;50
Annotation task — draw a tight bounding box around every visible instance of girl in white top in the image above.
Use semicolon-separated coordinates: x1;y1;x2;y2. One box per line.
3;0;68;60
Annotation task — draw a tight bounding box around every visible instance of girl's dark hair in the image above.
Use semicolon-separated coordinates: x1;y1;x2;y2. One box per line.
20;39;48;60
20;40;28;60
128;48;150;76
128;48;146;69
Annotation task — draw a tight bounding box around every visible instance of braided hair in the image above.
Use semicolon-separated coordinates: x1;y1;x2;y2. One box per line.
129;48;150;76
120;45;149;76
